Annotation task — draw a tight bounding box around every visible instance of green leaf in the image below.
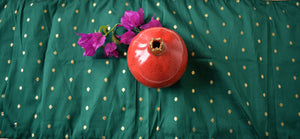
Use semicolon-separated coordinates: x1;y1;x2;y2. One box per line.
98;25;106;32
103;25;108;34
112;32;120;45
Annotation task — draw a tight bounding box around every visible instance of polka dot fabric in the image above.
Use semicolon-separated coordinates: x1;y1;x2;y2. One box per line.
0;0;300;138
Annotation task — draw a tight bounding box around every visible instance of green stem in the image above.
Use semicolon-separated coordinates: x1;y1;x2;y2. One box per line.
105;23;120;36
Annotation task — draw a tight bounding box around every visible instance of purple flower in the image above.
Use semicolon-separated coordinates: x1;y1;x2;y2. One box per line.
140;16;162;30
119;30;136;45
76;32;106;57
104;42;119;58
120;8;144;30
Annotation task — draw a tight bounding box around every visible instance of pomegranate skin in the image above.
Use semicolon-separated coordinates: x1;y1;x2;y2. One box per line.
127;27;188;88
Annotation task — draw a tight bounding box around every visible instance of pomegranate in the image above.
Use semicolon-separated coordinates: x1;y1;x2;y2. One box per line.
127;27;188;88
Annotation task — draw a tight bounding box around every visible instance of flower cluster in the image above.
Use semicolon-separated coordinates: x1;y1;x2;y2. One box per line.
76;8;161;58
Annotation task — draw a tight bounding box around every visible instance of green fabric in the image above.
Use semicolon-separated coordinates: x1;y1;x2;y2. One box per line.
1;0;300;138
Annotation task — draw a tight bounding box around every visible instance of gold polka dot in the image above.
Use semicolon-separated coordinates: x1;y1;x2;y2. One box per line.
269;16;272;20
282;10;285;13
228;90;232;95
295;94;298;99
261;74;264;79
8;59;11;64
5;77;8;81
93;3;96;7
75;9;79;13
86;87;90;92
157;107;160;111
278;84;281;89
292;58;295;63
88;69;91;74
65;134;69;139
125;2;129;6
191;34;194;38
48;124;51;129
4;5;7;8
279;103;283;107
205;0;208;2
243;65;246;70
51;86;54;91
220;6;224;10
1;112;4;116
69;77;73;82
2;94;5;98
32;133;35;137
298;112;300;117
280;122;284;127
104;78;108;82
228;109;232;114
276;66;279;71
83;125;87;130
19;86;23;91
67;115;70;119
191;70;195;75
208;45;212;49
286;24;290;29
241;48;245;52
14;122;17;127
156;17;160;21
103;96;107;101
52;68;55;72
189;21;192;24
10;43;14;47
264;112;268;117
238;15;241;19
266;1;270;5
223;39;227;43
206;30;210;34
297;2;299;6
205;13;208;18
248;121;251;125
244;83;248;88
191;52;195;57
258;39;261;44
210;80;214;85
156;2;160;6
49;105;53;109
124;52;127;56
122;69;126;74
174;116;178;122
192;107;196;112
256;22;259;27
70;60;74;64
246;101;250;106
211;118;215;123
122;106;126;111
12;26;15;31
91;19;95;23
225;56;228;60
229;129;233;134
236;0;240;3
156;126;160;131
266;131;269;136
53;51;57;55
139;117;143;121
85;106;89;110
227;72;231;76
222;22;226;26
289;41;293;45
108;10;112;14
62;3;65;7
174;97;178;102
41;26;45;30
209;99;213;104
240;30;244;35
272;32;275;36
192;127;196;132
192;89;195;93
173;25;177;29
56;34;59;38
35;95;38;100
139;97;143;102
157;88;160;92
188;5;192;9
24;34;27;38
14;10;18;14
209;61;213;66
259;57;263;61
122;88;126;92
33;114;37;119
68;96;72;100
73;26;77;30
102;116;107;120
17;104;21;109
274;49;277;54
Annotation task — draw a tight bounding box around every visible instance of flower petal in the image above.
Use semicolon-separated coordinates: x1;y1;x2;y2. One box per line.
140;16;162;30
119;30;136;45
120;8;145;30
104;42;119;57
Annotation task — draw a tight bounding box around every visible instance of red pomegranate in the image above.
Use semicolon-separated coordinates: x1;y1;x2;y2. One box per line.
127;27;188;88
